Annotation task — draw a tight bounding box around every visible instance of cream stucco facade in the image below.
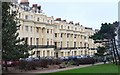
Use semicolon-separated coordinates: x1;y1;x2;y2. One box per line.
11;2;97;58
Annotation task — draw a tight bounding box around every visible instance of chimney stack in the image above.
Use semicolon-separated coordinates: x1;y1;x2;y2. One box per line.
62;20;66;22
55;18;61;21
75;22;80;25
20;0;29;6
37;5;41;10
32;4;38;8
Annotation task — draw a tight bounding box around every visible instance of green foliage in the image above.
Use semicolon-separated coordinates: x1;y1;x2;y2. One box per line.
2;2;33;61
19;60;37;71
100;23;116;39
96;46;106;56
55;64;118;73
90;22;118;41
90;31;104;40
90;21;120;65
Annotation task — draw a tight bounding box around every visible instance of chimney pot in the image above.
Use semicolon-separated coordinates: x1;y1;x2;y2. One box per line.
32;4;38;7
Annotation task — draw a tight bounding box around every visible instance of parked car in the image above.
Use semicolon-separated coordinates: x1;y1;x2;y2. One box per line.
59;57;65;60
45;56;55;59
59;56;69;60
76;56;82;59
33;57;39;60
64;56;69;60
2;60;19;67
79;55;88;58
19;57;40;61
25;57;33;61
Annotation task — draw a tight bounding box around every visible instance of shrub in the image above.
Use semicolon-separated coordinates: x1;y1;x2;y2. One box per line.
18;60;39;71
39;59;48;68
18;60;27;70
73;57;95;65
18;58;63;71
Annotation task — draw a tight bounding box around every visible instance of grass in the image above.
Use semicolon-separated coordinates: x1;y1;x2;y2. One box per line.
37;64;119;75
56;64;118;73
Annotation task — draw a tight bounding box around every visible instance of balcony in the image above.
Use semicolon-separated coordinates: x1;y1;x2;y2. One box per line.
30;45;95;50
31;45;55;48
55;47;89;50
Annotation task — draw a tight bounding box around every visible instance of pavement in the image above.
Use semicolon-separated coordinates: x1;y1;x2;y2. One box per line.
2;62;104;75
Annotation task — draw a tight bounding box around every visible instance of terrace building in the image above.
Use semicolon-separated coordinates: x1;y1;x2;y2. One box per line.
11;0;98;58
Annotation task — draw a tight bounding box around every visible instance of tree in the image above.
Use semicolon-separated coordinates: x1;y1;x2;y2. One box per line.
96;46;106;56
2;2;34;71
90;22;120;65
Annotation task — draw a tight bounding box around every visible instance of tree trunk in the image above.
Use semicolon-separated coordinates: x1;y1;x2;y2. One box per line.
4;60;8;71
111;52;115;64
108;40;115;64
111;39;118;65
112;56;115;64
2;61;4;71
113;37;120;65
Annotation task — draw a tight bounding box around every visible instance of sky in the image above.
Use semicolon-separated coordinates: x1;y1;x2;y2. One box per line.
18;0;119;30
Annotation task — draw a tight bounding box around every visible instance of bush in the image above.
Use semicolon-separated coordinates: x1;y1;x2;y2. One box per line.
38;59;48;68
18;60;27;70
73;57;95;65
17;58;63;71
53;59;62;65
18;60;37;71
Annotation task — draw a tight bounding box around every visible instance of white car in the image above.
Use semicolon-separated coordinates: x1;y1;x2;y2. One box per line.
33;57;39;60
59;57;65;60
25;57;33;61
64;56;69;60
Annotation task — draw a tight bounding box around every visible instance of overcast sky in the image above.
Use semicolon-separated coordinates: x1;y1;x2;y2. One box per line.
18;0;119;30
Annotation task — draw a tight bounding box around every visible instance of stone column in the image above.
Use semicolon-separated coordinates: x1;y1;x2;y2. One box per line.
43;28;47;45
